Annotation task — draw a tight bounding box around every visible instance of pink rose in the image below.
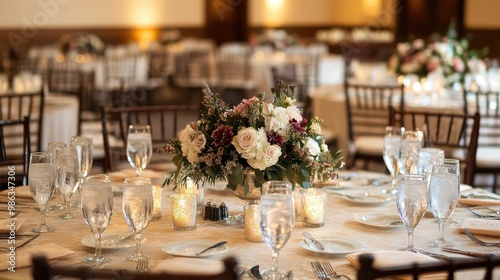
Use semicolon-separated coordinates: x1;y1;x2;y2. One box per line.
232;127;259;154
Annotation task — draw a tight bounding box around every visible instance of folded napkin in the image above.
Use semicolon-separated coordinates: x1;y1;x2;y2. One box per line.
346;250;445;280
0;243;75;271
107;169;165;183
152;257;224;275
0;218;25;233
458;188;500;206
459;218;500;237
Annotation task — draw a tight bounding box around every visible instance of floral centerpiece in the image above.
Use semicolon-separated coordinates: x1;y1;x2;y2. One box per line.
250;29;298;51
57;32;105;55
160;81;343;195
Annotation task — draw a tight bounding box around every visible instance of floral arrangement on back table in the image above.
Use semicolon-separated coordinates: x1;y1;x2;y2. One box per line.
160;81;343;194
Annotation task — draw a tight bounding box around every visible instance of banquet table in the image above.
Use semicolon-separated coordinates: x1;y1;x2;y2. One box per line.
41;94;79;148
1;170;499;279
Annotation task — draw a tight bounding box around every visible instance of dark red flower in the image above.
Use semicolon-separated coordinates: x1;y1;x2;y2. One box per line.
211;125;234;147
266;130;285;146
290;118;307;134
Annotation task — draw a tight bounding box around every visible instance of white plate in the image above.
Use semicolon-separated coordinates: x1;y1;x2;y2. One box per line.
161;240;228;258
352;213;404;229
299;238;362;256
81;233;141;249
337;191;392;206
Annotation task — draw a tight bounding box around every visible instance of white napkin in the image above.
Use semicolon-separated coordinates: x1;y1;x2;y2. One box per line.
346;250;446;280
459;218;500;237
152;257;224;275
458;188;500;206
0;218;25;233
0;243;75;271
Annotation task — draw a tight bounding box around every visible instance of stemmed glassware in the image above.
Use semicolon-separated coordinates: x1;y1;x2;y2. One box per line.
81;174;114;264
428;164;460;248
260;193;294;280
126;124;152;176
262;181;295;224
55;146;81;219
70;136;94;206
396;174;428;252
440;158;460;227
383;126;404;187
47;141;67;211
398;130;421;174
417;148;445;184
28;152;56;233
122;177;153;261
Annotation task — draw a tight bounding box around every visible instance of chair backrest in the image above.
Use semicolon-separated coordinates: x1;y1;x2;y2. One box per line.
0;90;44;152
0;116;30;188
148;48;171;79
174;48;211;82
357;253;500;280
101;104;200;172
344;80;404;143
389;106;480;185
104;54;138;91
463;88;500;148
216;45;252;82
32;255;239;280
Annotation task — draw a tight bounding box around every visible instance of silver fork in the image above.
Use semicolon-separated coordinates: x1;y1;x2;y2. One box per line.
321;262;352;280
311;261;329;279
461;204;500;219
136;257;149;273
463;228;500;247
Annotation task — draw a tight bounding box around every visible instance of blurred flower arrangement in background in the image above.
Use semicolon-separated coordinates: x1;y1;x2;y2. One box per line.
160;81;343;194
250;29;299;51
57;32;105;55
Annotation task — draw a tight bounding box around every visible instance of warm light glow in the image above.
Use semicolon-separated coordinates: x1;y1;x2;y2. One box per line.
171;193;197;230
412;81;422;93
152;185;163;220
244;204;263;242
301;189;326;227
263;0;285;27
363;0;382;17
134;28;158;50
267;0;284;9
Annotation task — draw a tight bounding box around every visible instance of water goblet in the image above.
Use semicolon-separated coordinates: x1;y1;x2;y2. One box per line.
260;193;294;280
396;174;428;252
28;152;56;233
47;141;67;211
383;126;404;187
428;164;460;248
81;174;113;264
123;177;153;261
398;130;421;174
70;136;94;207
126;124;152;176
417;148;445;184
55;146;81;220
262;181;295;224
439;158;461;226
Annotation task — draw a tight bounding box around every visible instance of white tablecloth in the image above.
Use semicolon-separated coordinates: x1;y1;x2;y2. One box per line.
41;94;79;148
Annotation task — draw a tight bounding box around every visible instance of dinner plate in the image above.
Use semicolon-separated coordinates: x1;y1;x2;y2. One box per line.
161;240;228;258
299;238;362;256
336;191;392;206
352;213;404;229
81;233;141;249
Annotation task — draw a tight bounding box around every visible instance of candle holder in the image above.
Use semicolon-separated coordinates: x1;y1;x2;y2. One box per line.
178;178;205;209
300;188;326;227
244;204;263;243
170;193;197;230
151;185;163;220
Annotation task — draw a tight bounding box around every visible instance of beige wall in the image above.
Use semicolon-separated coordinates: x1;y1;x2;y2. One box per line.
0;0;205;28
249;0;394;27
465;0;500;29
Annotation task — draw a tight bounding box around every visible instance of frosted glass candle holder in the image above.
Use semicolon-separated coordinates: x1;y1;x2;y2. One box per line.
151;185;163;220
178;178;205;208
170;193;197;230
244;204;263;243
300;188;326;227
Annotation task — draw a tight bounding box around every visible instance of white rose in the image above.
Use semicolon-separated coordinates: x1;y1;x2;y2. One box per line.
310;122;322;134
262;103;274;118
232;127;259;154
248;148;268;170
305;137;321;157
287;106;303;122
264;144;282;166
321;143;329;152
272;107;289;126
266;117;283;132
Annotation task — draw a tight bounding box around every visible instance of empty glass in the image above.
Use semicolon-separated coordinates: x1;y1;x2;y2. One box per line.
70;136;94;207
122;177;153;261
428;164;460;248
398;130;421;174
55;146;81;219
396;174;428;251
29;152;56;233
81;174;113;264
126;124;152;176
383;126;404;187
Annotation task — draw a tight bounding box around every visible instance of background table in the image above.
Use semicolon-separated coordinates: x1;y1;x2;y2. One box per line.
41;94;79;148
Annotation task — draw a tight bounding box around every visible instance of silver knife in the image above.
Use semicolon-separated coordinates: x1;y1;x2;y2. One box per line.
413;249;462;261
195;241;227;255
441;248;498;258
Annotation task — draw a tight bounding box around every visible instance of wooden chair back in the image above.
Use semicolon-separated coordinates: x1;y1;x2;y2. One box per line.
389;106;480;185
0;116;30;188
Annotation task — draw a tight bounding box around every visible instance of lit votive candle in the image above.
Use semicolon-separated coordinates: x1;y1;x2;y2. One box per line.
300;188;326;227
178;177;204;208
170;193;197;230
244;204;263;243
151;185;163;220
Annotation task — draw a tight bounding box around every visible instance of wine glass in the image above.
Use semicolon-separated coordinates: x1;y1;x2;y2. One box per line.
262;181;295;224
439;158;461;226
398;130;421;174
428;164;460;248
81;174;113;264
122;177;153;261
383;126;404;187
28;152;56;233
396;174;428;252
47;141;67;211
55;146;81;219
126;124;152;176
260;193;294;280
417;148;445;184
70;136;94;207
